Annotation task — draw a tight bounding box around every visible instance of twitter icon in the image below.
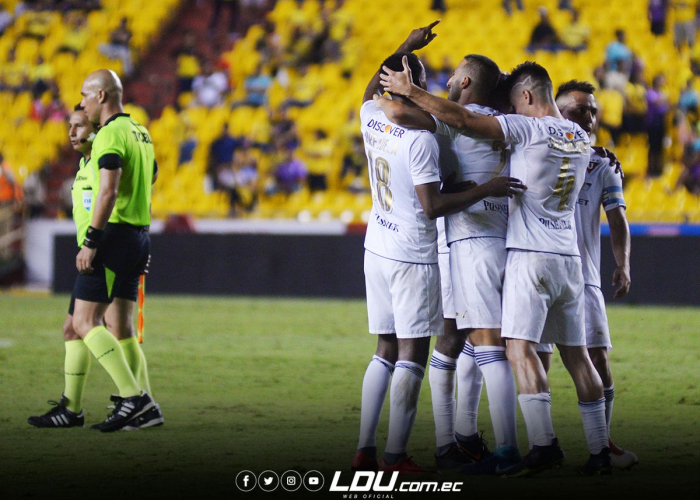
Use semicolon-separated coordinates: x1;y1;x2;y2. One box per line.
258;471;279;492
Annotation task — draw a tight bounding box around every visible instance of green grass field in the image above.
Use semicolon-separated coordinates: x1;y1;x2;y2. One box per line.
0;293;698;500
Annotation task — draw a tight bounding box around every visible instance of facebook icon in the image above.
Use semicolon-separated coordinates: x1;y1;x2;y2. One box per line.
236;470;256;492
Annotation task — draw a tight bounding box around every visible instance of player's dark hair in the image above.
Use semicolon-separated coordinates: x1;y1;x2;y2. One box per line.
492;72;512;112
74;103;85;111
507;61;553;100
380;52;423;88
463;54;501;98
555;80;596;100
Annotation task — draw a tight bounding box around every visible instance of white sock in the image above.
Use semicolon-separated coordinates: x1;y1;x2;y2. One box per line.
579;398;608;454
385;360;425;455
518;392;556;448
603;385;614;435
474;346;518;449
455;341;483;437
357;355;394;450
428;350;457;449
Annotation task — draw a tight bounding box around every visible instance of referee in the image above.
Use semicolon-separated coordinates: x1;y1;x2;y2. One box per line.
72;69;156;432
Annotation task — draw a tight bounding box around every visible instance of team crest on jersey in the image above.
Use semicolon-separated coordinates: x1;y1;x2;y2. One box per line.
587;159;601;172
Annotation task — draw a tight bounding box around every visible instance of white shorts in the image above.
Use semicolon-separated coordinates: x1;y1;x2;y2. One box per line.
537;285;611;353
364;250;443;339
501;250;585;347
438;252;455;319
450;237;506;329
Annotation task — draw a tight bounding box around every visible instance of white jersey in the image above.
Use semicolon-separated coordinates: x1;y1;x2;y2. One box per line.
434;104;509;244
496;114;591;256
575;151;626;287
437;217;448;254
361;100;441;264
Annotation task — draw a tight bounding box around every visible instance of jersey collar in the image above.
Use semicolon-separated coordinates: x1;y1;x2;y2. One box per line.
103;113;131;127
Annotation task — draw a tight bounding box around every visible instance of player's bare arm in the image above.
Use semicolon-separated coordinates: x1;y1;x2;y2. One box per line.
606;206;631;298
76;167;122;274
415;176;526;220
373;94;436;132
380;56;504;140
362;20;440;104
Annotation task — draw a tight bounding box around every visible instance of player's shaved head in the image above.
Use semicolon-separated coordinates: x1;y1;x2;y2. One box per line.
83;69;123;103
463;54;500;99
507;61;553;102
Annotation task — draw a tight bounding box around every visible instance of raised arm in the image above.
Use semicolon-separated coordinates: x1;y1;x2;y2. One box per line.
362;20;441;104
606;206;631;299
380;56;505;141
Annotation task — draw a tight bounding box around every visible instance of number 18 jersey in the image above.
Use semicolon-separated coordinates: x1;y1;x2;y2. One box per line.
360;100;441;264
496;114;591;256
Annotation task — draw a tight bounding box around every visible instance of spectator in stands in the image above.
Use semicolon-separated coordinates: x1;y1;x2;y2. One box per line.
282;63;322;108
558;0;574;11
241;63;272;107
426;56;452;95
29;54;54;95
99;17;133;76
268;145;307;195
209;0;240;39
0;6;13;36
173;32;201;94
1;48;29;93
648;0;669;35
221;140;259;213
55;12;89;57
679;78;699;113
672;0;697;50
256;19;283;68
622;68;648;134
527;7;563;52
597;80;625;146
676;139;700;194
341;135;368;193
192;60;229;108
303;129;334;192
646;74;670;177
0;154;22;208
605;29;633;72
209;123;242;172
178;127;198;165
270;107;299;150
22;166;47;218
502;0;524;15
604;59;631;93
20;1;52;41
560;10;590;52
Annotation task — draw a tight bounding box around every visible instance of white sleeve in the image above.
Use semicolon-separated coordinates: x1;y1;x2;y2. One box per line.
360;100;376;122
433;116;459;139
409;133;441;186
496;114;535;146
601;159;626;211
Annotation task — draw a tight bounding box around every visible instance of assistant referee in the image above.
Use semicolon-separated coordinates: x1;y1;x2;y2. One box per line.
72;69;157;432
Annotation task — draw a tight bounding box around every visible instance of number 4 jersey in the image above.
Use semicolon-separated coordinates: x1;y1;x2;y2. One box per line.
360;100;441;264
496;114;591;256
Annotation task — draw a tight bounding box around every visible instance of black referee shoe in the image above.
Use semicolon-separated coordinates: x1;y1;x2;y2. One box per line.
91;391;154;433
28;395;84;428
123;403;164;431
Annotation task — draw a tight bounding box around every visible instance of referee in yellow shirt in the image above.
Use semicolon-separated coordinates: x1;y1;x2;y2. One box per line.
72;69;158;432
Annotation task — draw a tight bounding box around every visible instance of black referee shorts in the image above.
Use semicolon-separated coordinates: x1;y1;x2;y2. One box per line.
73;223;150;306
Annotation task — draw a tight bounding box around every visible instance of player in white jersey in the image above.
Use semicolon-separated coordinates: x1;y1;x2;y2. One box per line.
377;55;521;474
353;22;526;475
535;80;637;469
380;57;611;476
